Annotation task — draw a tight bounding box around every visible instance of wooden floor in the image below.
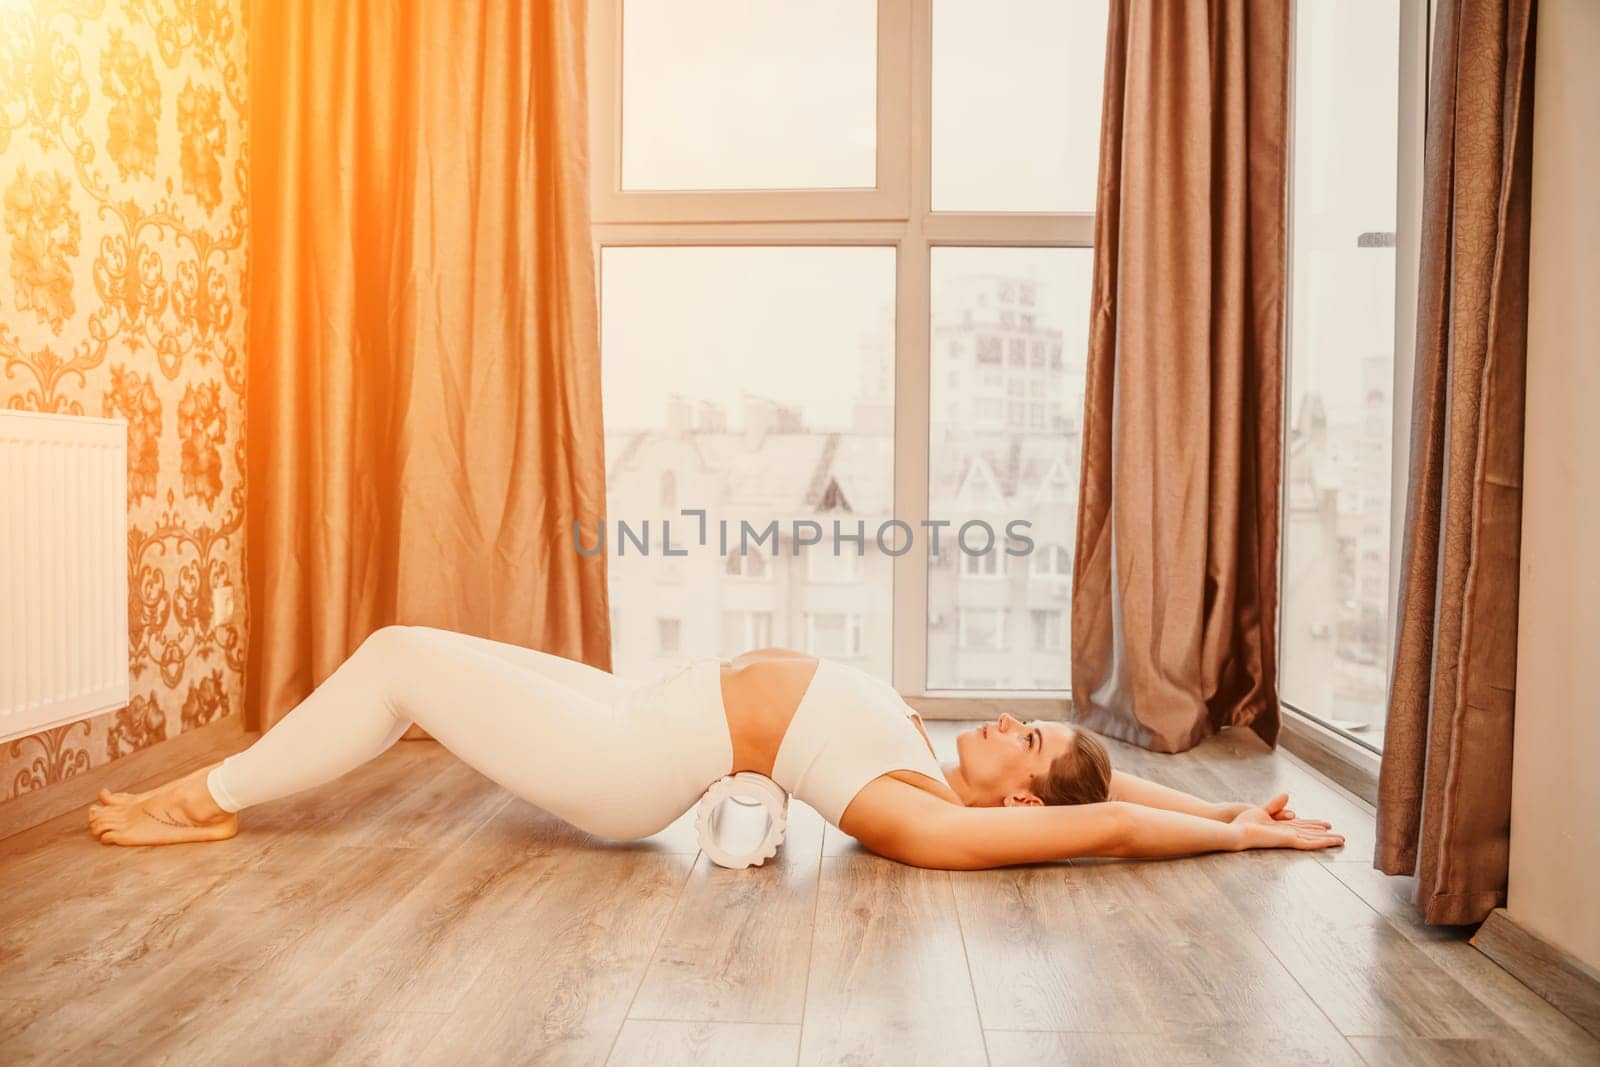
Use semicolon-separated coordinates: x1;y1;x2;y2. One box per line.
2;724;1596;1066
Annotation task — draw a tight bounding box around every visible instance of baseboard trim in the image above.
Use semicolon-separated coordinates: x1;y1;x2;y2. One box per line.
1277;709;1381;806
1472;908;1600;1041
0;714;256;842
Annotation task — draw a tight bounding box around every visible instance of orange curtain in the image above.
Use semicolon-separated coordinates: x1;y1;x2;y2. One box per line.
1376;0;1535;926
245;0;609;730
1070;0;1289;753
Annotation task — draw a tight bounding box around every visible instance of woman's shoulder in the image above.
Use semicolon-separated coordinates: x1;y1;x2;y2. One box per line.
837;773;968;860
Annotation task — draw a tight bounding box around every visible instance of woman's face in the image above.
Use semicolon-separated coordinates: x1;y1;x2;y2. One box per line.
954;712;1078;806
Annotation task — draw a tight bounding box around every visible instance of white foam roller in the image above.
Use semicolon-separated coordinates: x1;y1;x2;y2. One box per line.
696;772;789;869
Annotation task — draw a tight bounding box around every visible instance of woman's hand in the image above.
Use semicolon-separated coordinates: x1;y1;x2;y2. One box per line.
1213;792;1302;823
1228;796;1344;852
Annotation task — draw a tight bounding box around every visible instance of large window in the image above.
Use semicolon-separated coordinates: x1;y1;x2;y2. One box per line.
1281;0;1424;752
592;0;1106;697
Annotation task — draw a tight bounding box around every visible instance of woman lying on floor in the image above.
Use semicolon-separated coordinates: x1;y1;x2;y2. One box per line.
87;627;1343;865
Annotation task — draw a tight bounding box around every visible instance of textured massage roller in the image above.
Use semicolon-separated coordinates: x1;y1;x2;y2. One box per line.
695;772;789;869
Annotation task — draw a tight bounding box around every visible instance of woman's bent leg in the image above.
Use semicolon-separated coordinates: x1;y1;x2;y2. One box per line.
415;627;641;704
206;626;417;811
208;625;729;840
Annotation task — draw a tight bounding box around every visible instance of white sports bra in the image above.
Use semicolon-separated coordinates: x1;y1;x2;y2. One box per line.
768;657;950;827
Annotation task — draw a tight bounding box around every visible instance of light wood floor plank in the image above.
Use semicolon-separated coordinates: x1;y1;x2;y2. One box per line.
407;849;695;1065
952;857;1341;1042
1346;1035;1542;1066
136;838;556;1062
1327;863;1600;1066
283;1009;453;1067
15;844;434;1065
629;799;824;1023
799;854;987;1067
3;742;464;1062
1198;852;1510;1039
0;748;441;1017
155;798;703;1064
607;1020;801;1066
985;1027;1365;1066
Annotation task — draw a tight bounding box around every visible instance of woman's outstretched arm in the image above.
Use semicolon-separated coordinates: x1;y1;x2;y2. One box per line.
840;778;1343;871
902;800;1341;870
1108;769;1291;823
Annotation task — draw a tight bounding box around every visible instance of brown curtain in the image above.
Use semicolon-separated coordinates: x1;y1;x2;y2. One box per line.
1375;0;1536;926
245;0;610;731
1070;0;1288;753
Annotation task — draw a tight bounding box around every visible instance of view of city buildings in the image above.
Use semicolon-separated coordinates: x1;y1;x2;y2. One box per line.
926;249;1090;689
600;247;1089;691
1283;357;1394;745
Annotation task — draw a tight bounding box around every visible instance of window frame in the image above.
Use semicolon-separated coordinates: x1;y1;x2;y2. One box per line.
589;0;1092;710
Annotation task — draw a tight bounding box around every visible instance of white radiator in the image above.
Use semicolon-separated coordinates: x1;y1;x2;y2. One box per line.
0;411;129;743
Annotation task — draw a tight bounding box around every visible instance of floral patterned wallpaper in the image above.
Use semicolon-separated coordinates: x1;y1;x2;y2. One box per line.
1;0;248;801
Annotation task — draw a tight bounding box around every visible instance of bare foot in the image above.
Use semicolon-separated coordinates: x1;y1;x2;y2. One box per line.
96;783;159;806
87;764;238;846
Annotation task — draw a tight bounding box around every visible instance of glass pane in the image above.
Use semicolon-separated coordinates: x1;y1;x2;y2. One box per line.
927;247;1092;690
1281;0;1401;751
932;0;1108;212
621;0;877;191
601;247;895;681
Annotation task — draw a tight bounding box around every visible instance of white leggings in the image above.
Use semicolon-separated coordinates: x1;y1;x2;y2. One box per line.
206;625;734;840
